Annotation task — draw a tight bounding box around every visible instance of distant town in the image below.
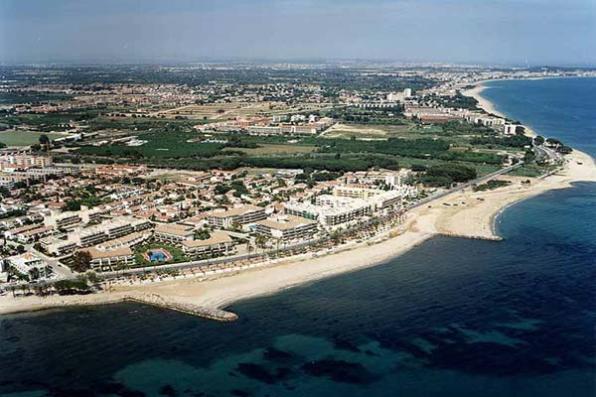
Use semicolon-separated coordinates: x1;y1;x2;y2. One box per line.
0;64;591;296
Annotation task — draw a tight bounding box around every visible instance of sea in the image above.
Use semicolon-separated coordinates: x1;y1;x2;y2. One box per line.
1;78;595;397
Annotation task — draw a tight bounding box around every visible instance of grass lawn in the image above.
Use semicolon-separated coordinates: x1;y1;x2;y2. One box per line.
509;163;554;177
223;143;316;155
0;131;66;146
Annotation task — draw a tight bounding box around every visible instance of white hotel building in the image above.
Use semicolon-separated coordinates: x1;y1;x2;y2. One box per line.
285;186;409;229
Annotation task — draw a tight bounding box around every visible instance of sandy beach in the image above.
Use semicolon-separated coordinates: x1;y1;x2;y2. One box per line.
1;147;594;319
463;80;554;141
461;82;509;119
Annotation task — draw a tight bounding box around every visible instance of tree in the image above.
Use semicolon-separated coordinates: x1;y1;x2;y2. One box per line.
53;278;90;294
86;271;100;284
255;235;268;249
62;200;81;211
72;251;92;273
29;267;40;281
194;229;211;240
39;134;50;151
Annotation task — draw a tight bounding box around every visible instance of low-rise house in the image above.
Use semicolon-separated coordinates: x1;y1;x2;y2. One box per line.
14;225;54;244
55;214;83;230
96;231;151;251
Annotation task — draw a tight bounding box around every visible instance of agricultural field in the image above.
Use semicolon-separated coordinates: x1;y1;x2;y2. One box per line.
155;102;276;120
154;101;331;121
0;131;66;147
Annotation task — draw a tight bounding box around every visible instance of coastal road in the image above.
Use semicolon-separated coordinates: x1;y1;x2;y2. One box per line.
405;161;525;211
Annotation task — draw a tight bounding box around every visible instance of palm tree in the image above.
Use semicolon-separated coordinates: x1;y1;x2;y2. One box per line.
255;234;268;248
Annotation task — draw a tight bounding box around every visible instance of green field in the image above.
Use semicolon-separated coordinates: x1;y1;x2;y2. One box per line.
78;131;224;159
0;131;66;147
223;143;316;155
0;92;73;105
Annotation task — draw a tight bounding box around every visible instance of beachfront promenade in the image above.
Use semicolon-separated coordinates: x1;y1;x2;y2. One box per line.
106;162;525;278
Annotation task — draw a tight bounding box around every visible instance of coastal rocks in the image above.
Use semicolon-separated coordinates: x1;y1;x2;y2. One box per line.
123;293;238;322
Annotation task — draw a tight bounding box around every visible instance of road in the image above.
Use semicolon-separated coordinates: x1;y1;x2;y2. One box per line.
405;161;524;211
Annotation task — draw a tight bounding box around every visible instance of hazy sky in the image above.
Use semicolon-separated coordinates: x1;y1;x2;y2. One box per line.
1;0;595;66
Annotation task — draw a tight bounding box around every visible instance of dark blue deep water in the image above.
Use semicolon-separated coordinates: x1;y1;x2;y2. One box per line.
480;77;596;157
0;79;595;397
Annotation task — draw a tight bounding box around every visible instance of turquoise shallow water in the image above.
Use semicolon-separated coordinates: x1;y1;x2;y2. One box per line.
0;78;595;397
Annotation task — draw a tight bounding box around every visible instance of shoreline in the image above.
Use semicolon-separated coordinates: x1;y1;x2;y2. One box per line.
460;77;595;139
1;148;594;319
461;81;508;119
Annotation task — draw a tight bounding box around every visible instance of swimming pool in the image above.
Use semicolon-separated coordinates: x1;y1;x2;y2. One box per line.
143;248;172;263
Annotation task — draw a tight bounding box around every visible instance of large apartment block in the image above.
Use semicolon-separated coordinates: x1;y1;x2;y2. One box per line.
154;223;194;243
333;186;405;210
285;195;372;228
181;231;236;259
255;215;318;242
83;246;135;270
207;205;267;229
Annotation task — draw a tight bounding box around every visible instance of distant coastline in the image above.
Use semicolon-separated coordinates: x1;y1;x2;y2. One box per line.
464;76;596;150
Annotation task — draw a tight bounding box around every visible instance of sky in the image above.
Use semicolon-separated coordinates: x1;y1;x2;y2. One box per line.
1;0;595;66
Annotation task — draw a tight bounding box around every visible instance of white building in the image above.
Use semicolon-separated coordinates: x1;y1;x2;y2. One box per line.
255;215;318;242
285;195;372;229
181;231;236;259
332;186;412;211
154;223;194;243
6;253;49;279
207;205;267;229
